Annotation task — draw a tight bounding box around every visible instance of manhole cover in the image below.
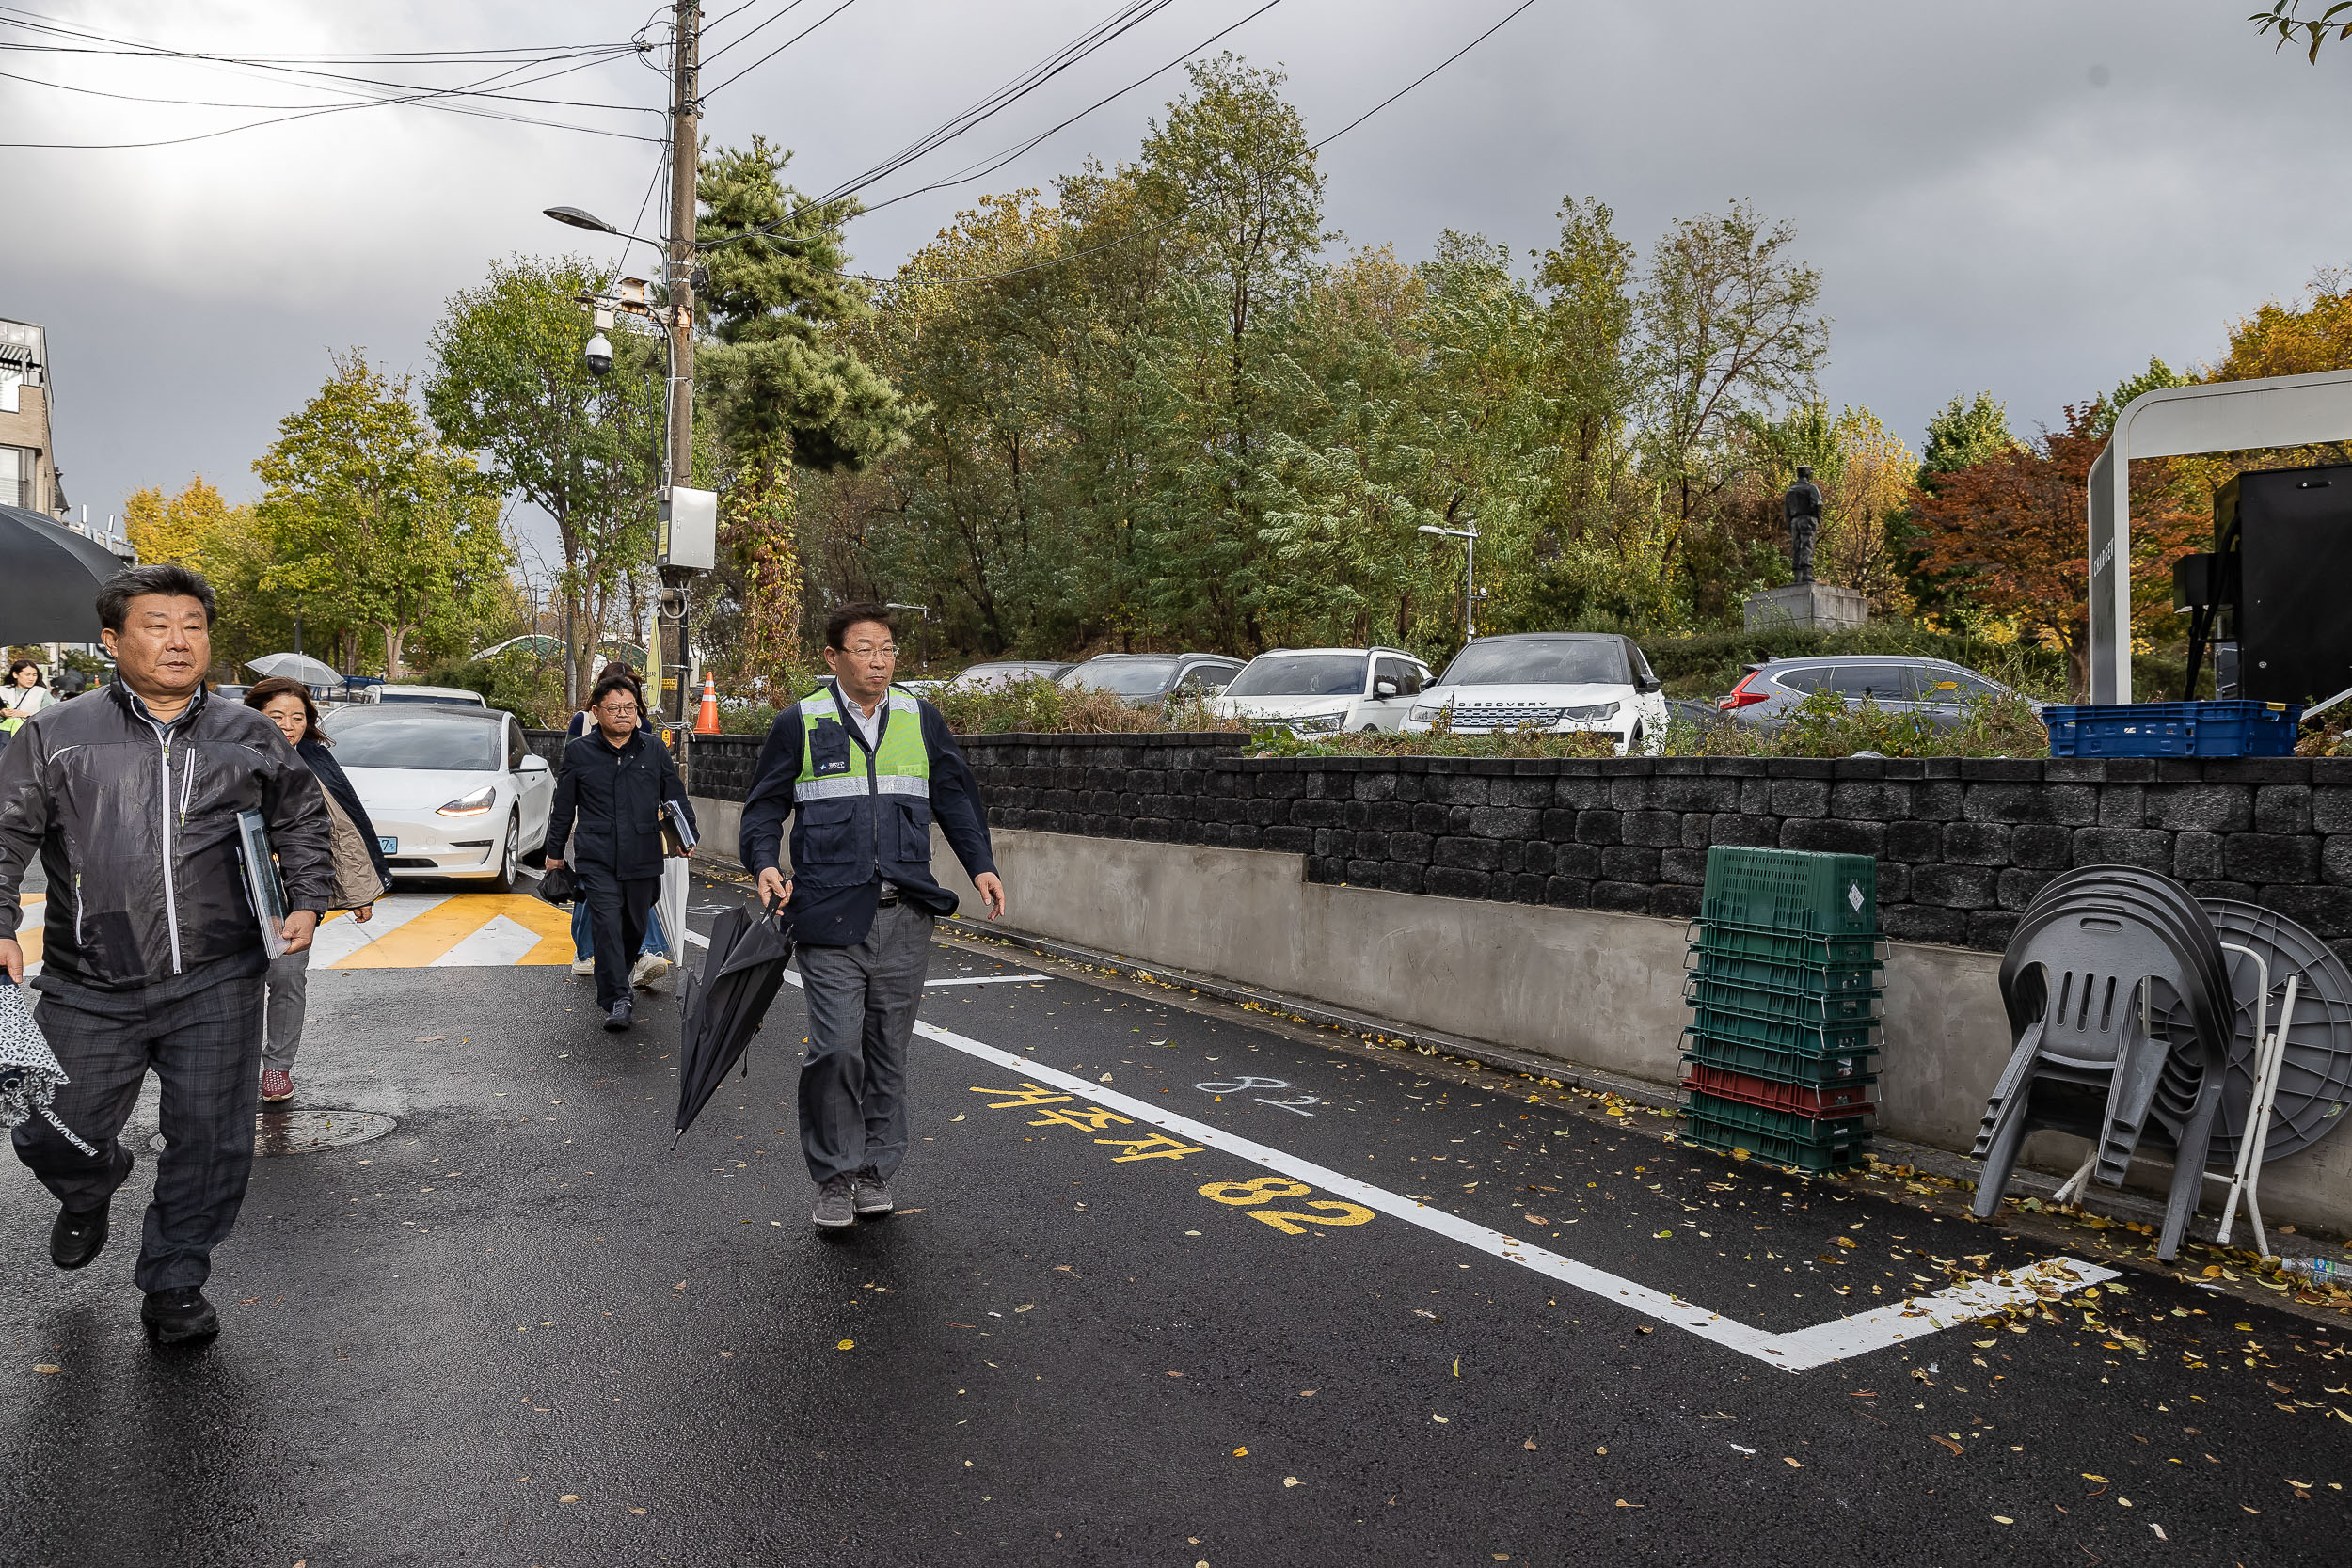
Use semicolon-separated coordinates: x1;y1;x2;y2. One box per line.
149;1109;397;1157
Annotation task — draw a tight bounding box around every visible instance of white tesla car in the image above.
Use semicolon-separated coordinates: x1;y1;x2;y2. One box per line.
1402;632;1669;754
319;705;554;891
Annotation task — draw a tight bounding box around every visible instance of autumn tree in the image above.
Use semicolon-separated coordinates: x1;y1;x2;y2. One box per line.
427;256;661;702
1910;404;2197;695
257;351;511;679
1636;200;1829;566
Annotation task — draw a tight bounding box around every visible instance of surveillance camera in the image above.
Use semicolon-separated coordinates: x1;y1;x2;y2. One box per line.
584;331;612;377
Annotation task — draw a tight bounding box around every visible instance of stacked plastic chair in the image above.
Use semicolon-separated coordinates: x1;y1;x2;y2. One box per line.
1972;866;2237;1260
1680;847;1883;1172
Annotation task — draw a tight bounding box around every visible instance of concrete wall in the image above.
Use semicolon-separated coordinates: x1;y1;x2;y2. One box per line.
927;827;2352;1234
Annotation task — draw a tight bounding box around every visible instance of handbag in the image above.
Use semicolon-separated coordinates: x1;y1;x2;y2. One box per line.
319;789;393;911
536;865;580;906
658;799;698;858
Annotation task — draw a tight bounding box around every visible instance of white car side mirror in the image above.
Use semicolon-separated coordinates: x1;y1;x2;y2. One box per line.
519;753;550;773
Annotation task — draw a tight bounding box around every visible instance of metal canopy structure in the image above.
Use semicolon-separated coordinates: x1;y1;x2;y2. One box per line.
2088;369;2352;704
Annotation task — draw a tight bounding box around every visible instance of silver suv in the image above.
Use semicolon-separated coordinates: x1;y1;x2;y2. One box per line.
1716;656;2030;731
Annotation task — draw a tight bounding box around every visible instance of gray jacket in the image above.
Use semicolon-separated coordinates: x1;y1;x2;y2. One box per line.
0;685;334;990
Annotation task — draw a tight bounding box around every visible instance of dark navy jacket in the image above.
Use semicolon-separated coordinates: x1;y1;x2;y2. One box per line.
738;694;996;947
546;729;696;880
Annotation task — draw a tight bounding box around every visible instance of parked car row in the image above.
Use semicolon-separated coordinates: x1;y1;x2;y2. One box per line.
926;640;2030;755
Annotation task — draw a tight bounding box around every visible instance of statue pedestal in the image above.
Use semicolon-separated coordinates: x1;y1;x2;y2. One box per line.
1743;583;1869;633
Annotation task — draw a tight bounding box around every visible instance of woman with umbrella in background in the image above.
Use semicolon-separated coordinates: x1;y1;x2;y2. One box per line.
245;676;393;1103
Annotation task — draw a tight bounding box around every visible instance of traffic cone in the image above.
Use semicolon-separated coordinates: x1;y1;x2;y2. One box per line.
693;673;722;735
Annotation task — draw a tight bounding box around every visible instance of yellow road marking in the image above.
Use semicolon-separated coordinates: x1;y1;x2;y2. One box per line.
327;894;575;969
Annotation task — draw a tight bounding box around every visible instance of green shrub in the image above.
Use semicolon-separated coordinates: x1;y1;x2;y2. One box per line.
930;678;1249;736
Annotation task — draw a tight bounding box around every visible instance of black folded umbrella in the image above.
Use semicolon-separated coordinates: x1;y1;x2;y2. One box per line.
672;896;796;1149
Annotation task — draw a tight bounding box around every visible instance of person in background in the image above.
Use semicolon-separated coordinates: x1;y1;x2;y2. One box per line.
244;676;393;1105
740;602;1004;1231
543;674;695;1033
564;660;673;990
1;660;51;739
0;565;332;1346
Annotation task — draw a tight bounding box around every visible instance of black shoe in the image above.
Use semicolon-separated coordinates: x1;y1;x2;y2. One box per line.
49;1199;109;1271
852;1166;895;1218
141;1287;219;1345
604;999;633;1032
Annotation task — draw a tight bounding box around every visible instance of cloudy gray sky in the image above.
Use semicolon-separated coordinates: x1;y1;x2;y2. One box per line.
5;0;2349;561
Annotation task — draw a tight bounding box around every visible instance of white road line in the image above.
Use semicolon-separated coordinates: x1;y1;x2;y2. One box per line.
683;925;1046;985
429;913;546;967
922;974;1053;987
902;1015;2115;1371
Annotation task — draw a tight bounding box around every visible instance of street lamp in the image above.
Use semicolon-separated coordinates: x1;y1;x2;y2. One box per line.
1419;520;1483;641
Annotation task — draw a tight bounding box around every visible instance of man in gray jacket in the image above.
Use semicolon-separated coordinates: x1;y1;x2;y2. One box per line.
0;564;333;1345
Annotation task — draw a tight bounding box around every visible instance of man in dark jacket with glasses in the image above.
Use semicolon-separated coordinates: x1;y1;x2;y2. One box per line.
543;673;695;1034
0;564;334;1346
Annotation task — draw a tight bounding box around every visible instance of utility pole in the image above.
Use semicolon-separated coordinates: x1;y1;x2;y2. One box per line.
665;0;698;493
660;0;701;744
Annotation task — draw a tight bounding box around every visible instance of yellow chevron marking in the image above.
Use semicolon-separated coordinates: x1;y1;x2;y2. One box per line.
326;894;575;969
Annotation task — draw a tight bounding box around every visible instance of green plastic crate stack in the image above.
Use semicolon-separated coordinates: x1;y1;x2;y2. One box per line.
1682;846;1883;1170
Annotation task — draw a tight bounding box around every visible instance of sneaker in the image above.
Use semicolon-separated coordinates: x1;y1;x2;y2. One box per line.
260;1069;294;1104
630;952;673;990
811;1174;855;1230
570;958;596;977
49;1198;109;1271
603;999;633;1033
852;1166;894;1219
141;1287;220;1345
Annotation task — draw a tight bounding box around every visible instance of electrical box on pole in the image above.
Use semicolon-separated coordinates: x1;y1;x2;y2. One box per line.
658;487;718;571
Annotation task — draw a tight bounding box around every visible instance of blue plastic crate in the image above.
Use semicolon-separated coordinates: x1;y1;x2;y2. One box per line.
2044;700;2301;759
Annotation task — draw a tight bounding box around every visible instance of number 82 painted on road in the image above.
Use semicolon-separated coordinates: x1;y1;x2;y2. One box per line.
1197;1176;1376;1235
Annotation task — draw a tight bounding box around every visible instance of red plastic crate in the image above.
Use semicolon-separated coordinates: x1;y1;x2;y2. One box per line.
1679;1062;1874;1119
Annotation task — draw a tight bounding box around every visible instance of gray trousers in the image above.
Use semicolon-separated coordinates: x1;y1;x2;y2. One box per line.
795;900;933;1185
262;948;310;1072
11;974;267;1291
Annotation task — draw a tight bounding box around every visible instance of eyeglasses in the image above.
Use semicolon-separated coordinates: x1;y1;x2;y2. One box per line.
843;643;898;659
596;701;639;716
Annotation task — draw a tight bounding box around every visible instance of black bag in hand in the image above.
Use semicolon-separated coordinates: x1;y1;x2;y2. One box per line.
536;866;580;906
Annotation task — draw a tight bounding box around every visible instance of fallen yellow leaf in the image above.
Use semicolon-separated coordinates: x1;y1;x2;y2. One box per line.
1783;1457;1803;1468
2082;1474;2106;1482
1992;1516;2012;1525
836;1339;855;1351
1283;1477;1298;1488
559;1495;579;1504
1233;1447;1248;1457
32;1364;60;1375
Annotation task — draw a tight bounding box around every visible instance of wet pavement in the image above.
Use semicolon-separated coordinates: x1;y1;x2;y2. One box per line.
3;873;2348;1566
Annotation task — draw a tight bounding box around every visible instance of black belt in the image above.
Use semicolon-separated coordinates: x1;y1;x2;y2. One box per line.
876;886;899;907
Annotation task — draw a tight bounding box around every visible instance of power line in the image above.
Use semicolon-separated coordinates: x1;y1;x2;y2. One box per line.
0;8;660;147
861;0;1548;290
845;0;1280;217
809;0;1175;202
0;7;651;114
0;58;662;148
699;0;817;66
701;0;862;95
1310;0;1536;150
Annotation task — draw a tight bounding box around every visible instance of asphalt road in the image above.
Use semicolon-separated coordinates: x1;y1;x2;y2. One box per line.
2;873;2347;1567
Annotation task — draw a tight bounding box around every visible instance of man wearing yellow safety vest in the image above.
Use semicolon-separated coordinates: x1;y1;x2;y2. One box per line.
739;602;1006;1230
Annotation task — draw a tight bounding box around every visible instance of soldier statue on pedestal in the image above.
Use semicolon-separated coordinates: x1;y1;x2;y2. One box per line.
1783;466;1823;586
